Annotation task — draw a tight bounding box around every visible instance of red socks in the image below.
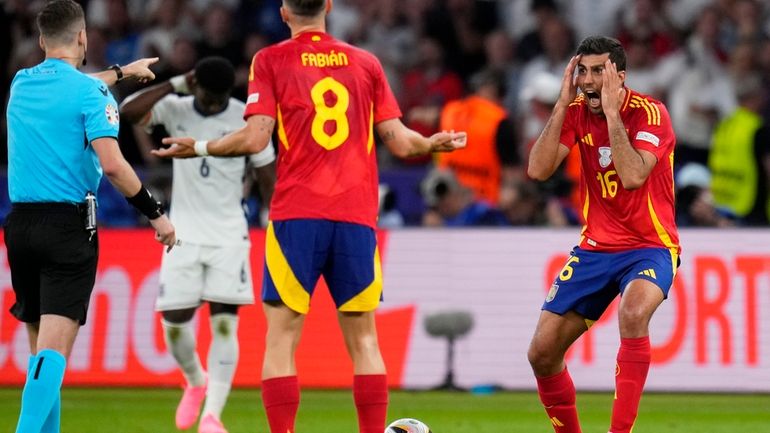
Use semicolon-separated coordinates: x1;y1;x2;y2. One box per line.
262;376;300;433
353;374;389;433
536;367;582;433
610;336;651;433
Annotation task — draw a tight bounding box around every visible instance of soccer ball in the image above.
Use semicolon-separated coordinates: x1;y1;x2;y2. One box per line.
385;418;432;433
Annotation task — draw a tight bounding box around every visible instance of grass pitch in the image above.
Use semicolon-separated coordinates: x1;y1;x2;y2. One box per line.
0;387;767;432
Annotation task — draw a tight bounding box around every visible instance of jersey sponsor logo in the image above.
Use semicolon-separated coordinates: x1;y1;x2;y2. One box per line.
98;86;108;96
105;103;119;125
301;50;349;68
598;147;612;168
635;131;660;147
247;93;260;105
545;283;559;302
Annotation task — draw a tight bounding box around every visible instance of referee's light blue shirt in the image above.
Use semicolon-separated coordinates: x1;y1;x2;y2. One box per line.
7;58;120;204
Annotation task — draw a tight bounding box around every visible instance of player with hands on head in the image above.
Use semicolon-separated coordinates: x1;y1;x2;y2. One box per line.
154;1;465;433
120;55;276;433
6;1;174;433
526;36;680;433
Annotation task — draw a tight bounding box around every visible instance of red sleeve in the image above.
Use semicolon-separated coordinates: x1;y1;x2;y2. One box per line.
243;50;276;120
560;104;579;149
371;57;402;123
628;101;674;160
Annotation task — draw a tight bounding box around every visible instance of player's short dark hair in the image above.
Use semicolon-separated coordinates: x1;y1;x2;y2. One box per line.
37;0;85;43
576;36;627;71
195;56;235;95
284;0;326;17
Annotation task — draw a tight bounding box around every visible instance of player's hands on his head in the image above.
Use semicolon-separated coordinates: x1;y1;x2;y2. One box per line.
557;55;581;107
152;137;197;159
122;57;160;83
150;215;177;252
430;130;467;152
600;59;624;115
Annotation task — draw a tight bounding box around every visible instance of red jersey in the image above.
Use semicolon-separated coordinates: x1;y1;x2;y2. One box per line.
560;89;680;254
245;31;402;228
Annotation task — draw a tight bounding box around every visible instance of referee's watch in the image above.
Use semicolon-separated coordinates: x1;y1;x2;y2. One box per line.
108;64;123;81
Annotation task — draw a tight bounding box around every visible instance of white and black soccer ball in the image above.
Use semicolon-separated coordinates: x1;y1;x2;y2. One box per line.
385;418;432;433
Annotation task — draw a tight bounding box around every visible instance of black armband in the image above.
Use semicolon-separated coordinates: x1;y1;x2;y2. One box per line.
126;186;164;220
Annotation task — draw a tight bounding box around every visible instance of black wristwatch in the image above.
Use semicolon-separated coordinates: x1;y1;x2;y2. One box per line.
108;64;123;81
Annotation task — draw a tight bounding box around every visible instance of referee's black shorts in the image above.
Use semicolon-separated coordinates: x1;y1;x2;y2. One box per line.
4;202;98;325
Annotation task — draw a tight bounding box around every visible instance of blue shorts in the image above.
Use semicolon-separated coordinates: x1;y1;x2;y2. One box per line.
542;246;678;322
262;219;382;314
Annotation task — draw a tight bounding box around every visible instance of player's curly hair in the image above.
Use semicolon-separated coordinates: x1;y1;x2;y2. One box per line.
284;0;326;17
195;56;235;95
37;0;85;44
576;36;627;71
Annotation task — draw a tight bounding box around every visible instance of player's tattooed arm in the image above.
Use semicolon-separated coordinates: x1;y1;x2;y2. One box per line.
155;115;275;158
376;118;465;158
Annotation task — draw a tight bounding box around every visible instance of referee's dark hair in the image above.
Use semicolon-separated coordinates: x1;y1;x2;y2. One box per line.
37;0;85;44
576;35;627;72
195;56;235;95
284;0;326;16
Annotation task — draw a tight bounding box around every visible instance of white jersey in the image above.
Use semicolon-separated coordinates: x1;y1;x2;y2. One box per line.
149;94;275;246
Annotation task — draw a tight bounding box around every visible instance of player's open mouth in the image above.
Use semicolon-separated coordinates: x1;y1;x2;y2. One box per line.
585;90;601;108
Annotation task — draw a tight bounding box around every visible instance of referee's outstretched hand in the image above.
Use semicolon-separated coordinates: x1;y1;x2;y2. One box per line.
150;214;177;252
123;57;160;83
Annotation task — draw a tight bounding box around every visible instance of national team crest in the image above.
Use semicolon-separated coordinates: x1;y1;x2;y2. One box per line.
105;103;119;125
546;283;559;302
598;147;612;168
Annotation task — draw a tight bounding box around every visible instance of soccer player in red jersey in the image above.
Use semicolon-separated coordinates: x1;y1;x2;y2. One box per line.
153;1;466;432
526;36;680;433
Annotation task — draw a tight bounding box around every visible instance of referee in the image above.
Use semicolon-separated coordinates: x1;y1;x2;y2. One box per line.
5;1;176;432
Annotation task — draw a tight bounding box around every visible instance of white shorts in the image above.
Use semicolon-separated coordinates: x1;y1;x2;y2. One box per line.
156;243;254;311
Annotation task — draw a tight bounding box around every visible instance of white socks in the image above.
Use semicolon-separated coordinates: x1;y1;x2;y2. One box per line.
162;319;206;387
203;313;239;418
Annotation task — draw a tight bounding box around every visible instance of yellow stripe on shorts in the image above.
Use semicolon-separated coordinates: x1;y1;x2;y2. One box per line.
338;246;383;312
265;222;311;314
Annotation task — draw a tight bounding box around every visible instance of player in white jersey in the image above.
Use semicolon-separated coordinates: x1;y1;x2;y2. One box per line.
120;57;275;433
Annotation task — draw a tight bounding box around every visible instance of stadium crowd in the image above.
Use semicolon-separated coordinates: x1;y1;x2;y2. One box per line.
2;0;770;228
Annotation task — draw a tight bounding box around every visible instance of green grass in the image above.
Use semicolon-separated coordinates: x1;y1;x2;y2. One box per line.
1;387;768;432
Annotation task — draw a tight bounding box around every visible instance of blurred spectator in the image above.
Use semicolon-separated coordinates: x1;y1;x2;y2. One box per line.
400;37;464;158
708;73;770;225
137;0;188;60
236;0;289;44
420;168;508;227
437;68;522;206
233;32;271;101
499;179;570;226
378;184;405;228
617;0;677;60
421;0;499;79
103;0;142;67
514;0;562;63
564;0;624;42
196;3;242;67
675;163;733;227
483;29;522;116
659;5;735;167
355;0;417;97
518;15;574;107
